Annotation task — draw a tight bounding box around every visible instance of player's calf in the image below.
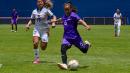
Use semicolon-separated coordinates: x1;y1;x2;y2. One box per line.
79;41;91;53
33;42;39;49
40;42;47;50
61;44;70;64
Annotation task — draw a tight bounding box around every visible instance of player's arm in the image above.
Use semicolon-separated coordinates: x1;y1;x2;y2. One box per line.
26;11;35;31
78;19;91;30
16;12;19;21
120;14;123;24
26;19;32;31
51;18;62;23
51;15;56;28
113;13;116;21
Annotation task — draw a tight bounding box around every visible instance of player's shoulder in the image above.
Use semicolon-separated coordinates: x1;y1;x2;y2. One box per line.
71;12;80;19
71;12;78;16
32;9;37;13
41;7;49;12
114;13;117;15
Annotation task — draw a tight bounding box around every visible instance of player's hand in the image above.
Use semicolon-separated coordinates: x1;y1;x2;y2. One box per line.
52;23;56;28
25;25;30;31
86;25;91;30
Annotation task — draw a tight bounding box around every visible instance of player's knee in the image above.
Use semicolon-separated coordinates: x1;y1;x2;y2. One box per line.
41;43;47;50
61;44;71;54
80;45;89;53
33;42;38;48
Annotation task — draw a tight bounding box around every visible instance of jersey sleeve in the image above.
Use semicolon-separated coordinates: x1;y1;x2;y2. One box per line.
113;13;116;18
120;13;122;17
31;10;35;19
72;12;81;21
47;9;54;17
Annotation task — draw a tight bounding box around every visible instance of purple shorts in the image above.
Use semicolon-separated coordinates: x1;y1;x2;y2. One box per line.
62;36;87;49
11;19;17;24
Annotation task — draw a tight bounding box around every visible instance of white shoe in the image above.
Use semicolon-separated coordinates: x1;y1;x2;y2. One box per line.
85;40;91;47
14;31;17;32
57;63;68;70
33;58;40;64
11;30;14;32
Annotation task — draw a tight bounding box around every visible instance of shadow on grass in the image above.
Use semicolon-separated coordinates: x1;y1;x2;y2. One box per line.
67;66;89;71
24;60;56;64
79;65;89;69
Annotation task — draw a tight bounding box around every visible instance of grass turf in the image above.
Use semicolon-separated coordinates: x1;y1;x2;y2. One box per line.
0;25;130;73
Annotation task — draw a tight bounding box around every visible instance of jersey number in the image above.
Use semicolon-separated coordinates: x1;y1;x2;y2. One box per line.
64;20;67;25
37;15;41;22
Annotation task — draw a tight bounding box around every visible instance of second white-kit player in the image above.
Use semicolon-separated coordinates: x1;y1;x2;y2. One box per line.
26;0;56;64
113;9;122;37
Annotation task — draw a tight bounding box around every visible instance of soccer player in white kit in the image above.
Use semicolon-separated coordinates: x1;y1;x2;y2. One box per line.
26;0;56;64
113;9;122;37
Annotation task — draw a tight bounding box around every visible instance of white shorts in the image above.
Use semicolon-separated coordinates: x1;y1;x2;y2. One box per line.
33;29;48;42
114;20;121;27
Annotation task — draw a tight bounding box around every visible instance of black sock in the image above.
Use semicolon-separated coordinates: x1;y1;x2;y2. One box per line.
61;54;67;64
61;44;71;64
15;25;17;31
12;25;13;30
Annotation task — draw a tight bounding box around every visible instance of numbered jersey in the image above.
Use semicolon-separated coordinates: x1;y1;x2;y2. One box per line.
31;7;53;32
113;13;122;24
62;12;81;39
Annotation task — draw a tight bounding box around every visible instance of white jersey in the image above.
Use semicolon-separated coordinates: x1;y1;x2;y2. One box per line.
31;7;53;32
113;13;122;25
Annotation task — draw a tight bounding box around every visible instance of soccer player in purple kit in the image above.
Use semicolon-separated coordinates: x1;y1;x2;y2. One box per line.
57;3;91;70
11;8;18;32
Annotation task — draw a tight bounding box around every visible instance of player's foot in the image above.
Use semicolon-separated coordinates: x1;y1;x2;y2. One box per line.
85;40;91;48
14;31;17;32
11;30;14;32
33;58;40;64
57;63;68;70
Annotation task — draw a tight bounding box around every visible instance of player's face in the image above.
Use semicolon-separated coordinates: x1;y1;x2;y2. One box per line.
64;4;71;15
37;0;44;9
116;9;120;14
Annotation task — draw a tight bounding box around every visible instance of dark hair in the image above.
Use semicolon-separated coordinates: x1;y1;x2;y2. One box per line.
66;1;78;13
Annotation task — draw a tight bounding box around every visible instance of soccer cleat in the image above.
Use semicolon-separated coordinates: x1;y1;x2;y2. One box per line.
14;31;17;32
33;58;40;64
11;30;14;32
57;63;68;70
85;40;91;48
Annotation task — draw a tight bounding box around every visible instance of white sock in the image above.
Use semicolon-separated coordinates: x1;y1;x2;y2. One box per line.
117;26;120;36
34;49;39;59
117;29;120;36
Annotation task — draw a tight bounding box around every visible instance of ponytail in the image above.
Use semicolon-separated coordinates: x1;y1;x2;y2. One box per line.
45;0;53;9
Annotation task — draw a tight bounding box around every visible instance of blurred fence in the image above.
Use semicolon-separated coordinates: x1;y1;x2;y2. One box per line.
0;17;30;24
0;17;129;25
83;17;128;25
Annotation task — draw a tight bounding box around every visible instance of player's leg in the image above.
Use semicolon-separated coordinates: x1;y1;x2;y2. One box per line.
11;24;14;32
58;38;71;70
33;30;40;64
117;22;121;37
74;37;91;53
114;24;118;37
11;19;14;32
40;32;48;50
61;44;71;64
15;22;17;32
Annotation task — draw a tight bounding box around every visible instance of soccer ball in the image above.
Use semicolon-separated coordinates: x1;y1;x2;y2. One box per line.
68;59;79;70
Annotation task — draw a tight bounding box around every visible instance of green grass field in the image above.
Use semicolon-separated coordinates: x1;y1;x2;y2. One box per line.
0;25;130;73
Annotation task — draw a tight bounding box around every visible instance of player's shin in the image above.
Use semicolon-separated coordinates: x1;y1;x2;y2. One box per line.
61;46;68;64
34;49;39;59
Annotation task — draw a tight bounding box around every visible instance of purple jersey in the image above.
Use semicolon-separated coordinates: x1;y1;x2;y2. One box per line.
12;11;18;20
62;12;81;39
